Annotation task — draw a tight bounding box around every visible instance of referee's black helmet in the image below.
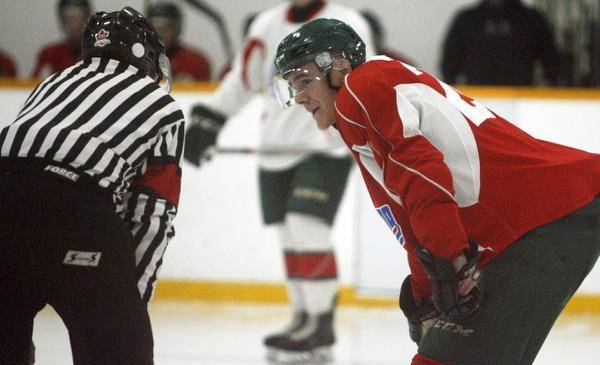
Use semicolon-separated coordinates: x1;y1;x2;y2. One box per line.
82;6;171;87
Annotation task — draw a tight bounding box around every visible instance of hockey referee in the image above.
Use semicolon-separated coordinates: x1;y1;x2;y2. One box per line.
0;7;184;365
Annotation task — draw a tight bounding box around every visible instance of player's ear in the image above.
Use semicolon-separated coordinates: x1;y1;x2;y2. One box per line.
332;58;352;76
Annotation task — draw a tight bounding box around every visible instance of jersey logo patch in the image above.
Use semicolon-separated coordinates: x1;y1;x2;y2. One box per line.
376;204;405;245
63;250;102;267
44;164;79;182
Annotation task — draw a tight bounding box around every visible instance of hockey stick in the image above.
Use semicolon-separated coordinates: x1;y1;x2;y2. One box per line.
181;0;234;61
216;146;341;155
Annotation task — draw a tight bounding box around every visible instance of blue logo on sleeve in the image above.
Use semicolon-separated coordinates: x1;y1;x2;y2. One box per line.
376;204;405;245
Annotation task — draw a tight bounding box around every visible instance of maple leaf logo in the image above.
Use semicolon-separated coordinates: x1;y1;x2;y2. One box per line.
94;28;111;47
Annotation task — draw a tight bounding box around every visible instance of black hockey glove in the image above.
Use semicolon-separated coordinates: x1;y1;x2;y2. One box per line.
184;104;227;166
414;241;483;321
399;275;440;345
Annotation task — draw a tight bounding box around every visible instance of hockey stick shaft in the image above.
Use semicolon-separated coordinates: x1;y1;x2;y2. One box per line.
216;146;338;155
182;0;234;60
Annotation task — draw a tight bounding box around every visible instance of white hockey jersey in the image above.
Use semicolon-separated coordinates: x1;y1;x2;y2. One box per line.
207;1;374;170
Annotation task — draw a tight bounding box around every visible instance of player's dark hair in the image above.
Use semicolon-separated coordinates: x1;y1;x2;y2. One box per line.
147;1;183;26
57;0;91;19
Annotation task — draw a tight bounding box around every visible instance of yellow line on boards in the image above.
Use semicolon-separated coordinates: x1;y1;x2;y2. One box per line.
2;79;600;100
0;79;219;92
154;281;396;307
154;280;600;313
456;86;600;100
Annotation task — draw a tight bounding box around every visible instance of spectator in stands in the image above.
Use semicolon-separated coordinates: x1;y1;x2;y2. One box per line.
360;9;416;65
32;0;91;78
0;49;17;78
441;0;562;86
147;0;212;81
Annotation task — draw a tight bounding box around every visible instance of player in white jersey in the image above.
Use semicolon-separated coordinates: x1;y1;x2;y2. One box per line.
184;0;373;362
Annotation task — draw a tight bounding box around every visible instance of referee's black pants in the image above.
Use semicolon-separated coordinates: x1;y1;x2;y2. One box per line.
0;172;154;365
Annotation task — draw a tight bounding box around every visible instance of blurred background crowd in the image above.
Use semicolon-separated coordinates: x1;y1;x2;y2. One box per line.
2;0;600;87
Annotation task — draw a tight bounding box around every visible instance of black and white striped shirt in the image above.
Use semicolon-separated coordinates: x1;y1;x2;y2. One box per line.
0;57;185;302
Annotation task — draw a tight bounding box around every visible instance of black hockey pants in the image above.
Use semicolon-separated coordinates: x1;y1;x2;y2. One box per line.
0;171;154;365
418;196;600;365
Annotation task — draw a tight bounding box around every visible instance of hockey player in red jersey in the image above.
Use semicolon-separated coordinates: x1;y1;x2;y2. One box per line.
146;1;212;81
32;0;91;78
274;18;600;365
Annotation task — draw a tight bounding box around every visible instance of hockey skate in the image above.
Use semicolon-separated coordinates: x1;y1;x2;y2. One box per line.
265;312;335;364
264;311;309;348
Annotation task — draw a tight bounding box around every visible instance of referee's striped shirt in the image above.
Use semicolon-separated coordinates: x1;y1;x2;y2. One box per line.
0;57;185;302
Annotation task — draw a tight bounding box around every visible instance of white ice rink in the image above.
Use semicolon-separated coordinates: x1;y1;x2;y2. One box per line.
32;301;600;365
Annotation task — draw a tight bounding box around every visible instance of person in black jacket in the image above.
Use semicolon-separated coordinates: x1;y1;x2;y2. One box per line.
441;0;561;86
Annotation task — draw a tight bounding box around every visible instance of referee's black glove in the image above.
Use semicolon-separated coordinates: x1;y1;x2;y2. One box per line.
184;104;226;167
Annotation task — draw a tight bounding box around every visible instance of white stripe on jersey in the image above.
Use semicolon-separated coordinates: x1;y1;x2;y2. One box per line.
3;58;181;196
1;57;184;304
17;59;103;121
351;142;403;206
394;83;481;207
35;69;134;158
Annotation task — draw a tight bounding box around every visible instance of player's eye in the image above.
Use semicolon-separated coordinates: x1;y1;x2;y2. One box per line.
292;76;322;94
291;77;312;92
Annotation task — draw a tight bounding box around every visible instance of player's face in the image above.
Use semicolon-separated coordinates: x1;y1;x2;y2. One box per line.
291;0;315;6
150;17;180;50
61;6;89;45
290;63;339;130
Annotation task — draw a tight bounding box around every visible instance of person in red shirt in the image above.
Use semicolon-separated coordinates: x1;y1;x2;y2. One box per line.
32;0;91;78
147;1;211;81
274;18;600;365
0;49;17;78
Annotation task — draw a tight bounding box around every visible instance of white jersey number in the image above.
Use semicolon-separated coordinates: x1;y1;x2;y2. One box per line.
401;61;494;126
440;83;495;126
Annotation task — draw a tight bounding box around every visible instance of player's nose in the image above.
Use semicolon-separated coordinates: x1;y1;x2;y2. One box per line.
294;91;308;106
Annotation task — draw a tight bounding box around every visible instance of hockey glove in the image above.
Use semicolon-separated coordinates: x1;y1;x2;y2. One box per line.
414;241;483;321
184;104;227;166
399;275;440;345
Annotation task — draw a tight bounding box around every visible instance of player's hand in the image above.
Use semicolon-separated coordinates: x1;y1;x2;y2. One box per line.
415;241;483;321
399;275;440;344
184;104;226;167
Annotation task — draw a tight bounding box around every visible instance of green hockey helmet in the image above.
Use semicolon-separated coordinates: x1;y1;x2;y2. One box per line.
273;18;366;107
274;18;366;77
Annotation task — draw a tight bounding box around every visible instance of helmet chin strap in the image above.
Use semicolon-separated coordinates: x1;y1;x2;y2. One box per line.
325;71;339;91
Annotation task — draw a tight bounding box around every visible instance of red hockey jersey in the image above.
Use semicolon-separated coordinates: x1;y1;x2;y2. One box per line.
334;57;600;298
32;42;79;78
167;44;211;81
